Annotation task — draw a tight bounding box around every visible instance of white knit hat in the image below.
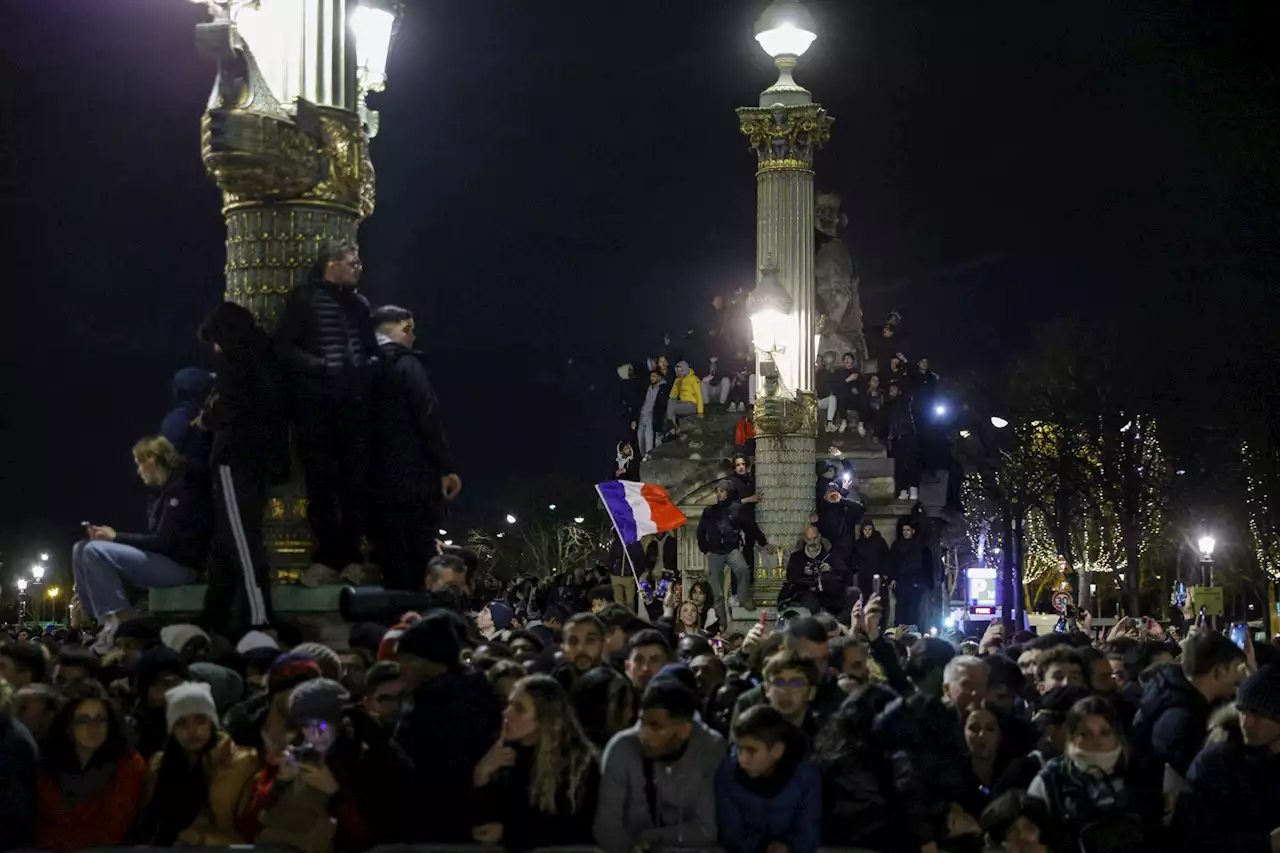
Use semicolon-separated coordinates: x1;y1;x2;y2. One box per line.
236;630;280;655
165;681;219;732
161;624;210;654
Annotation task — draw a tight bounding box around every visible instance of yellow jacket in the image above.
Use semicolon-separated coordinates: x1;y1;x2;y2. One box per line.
671;372;704;415
143;731;260;846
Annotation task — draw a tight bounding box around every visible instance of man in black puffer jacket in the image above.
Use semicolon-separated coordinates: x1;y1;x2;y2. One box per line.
368;305;461;589
274;241;381;578
697;481;750;622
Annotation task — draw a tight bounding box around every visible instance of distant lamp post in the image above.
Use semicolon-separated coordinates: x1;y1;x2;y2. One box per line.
506;514;517;525
1197;533;1216;589
31;564;45;582
47;587;60;624
16;578;28;622
17;579;28;593
39;552;50;562
738;0;831;604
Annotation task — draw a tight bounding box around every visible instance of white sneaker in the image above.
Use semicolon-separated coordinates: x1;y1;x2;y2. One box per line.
857;423;867;437
301;563;342;588
838;420;848;433
898;490;910;501
729;595;740;609
909;486;919;501
91;616;120;656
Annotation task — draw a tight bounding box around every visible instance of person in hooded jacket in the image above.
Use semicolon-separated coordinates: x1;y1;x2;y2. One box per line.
1130;631;1245;780
666;360;704;430
134;681;258;846
160;366;216;477
887;382;921;501
889;520;933;629
853;519;891;600
274;240;381;581
716;705;821;853
614;440;641;481
195;301;288;634
367;305;461;589
814;683;900;851
698;481;750;622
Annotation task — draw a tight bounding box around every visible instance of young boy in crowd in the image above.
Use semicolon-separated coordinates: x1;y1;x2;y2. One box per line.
761;651;823;738
1035;648;1085;694
715;705;821;853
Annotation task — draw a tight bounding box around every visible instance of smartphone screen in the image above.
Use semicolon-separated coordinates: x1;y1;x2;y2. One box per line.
872;574;882;597
1230;623;1248;650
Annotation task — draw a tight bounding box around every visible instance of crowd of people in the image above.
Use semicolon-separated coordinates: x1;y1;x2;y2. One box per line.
66;241;462;653
4;559;1279;853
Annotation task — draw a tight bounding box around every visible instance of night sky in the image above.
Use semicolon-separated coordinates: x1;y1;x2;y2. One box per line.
1;0;1275;591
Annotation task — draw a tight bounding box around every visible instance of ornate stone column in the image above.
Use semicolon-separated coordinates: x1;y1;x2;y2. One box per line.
737;18;833;602
188;1;398;574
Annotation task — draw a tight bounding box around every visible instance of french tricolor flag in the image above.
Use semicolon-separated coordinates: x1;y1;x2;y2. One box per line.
595;481;687;545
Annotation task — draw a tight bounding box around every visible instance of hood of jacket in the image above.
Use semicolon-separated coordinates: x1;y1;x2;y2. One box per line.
172;367;215;407
1138;663;1206;723
732;723;809;798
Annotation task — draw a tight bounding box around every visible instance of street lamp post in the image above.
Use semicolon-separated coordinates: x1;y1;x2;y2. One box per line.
181;0;403;573
31;563;45;622
739;0;832;603
16;579;28;623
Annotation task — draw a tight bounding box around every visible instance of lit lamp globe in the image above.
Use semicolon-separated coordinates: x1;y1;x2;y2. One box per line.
1197;535;1216;559
754;0;818;105
17;579;28;593
749;265;795;398
31;564;45;582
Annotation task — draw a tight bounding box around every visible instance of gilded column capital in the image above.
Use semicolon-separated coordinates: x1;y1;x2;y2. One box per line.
737;103;834;172
754;390;818;438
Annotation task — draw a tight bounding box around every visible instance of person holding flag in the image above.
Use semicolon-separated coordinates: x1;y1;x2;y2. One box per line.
596;480;688;619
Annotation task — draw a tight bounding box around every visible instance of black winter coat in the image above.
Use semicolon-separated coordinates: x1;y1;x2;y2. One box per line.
273;279;380;400
886;395;915;441
114;467;213;569
0;714;38;850
470;745;600;850
203;323;290;484
697;496;746;555
1183;739;1280;853
394;670;503;843
889;534;932;589
372;341;456;503
873;694;970;850
853;529;891;594
1130;664;1211;777
786;543;850;592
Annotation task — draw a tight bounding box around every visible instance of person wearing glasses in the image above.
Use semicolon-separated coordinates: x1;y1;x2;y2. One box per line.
33;682;147;853
275;240;382;587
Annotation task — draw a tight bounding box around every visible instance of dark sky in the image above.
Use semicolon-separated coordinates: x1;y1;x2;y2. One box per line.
1;0;1275;585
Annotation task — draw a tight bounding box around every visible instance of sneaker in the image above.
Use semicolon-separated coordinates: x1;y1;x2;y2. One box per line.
91;616;120;656
898;490;910;501
909;486;919;501
729;595;740;609
857;423;867;437
825;422;837;433
301;563;342;588
838;420;848;433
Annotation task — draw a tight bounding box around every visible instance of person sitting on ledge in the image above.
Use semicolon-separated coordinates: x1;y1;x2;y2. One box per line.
73;436;212;655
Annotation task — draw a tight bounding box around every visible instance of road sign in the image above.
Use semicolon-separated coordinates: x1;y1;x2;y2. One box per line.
1190;586;1224;617
1051;589;1075;614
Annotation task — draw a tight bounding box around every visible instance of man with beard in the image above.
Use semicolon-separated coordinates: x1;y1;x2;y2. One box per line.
784;525;851;616
594;677;726;853
555;613;605;689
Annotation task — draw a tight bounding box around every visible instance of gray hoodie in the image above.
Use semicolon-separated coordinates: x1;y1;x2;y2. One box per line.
594;720;727;853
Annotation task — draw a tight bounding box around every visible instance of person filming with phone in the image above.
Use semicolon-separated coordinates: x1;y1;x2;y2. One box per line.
73;436;212;655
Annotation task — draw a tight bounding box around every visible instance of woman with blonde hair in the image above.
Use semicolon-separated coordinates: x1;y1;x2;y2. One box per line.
470;673;600;849
74;436;213;654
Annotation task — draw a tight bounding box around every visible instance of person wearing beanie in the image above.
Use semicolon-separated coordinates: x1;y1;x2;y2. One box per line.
241;677;413;851
292;641;343;681
224;653;322;755
190;662;246;714
395;609;502;843
129;647;191;760
161;624;211;663
235;629;280;656
1183;664;1280;851
136;681;258;846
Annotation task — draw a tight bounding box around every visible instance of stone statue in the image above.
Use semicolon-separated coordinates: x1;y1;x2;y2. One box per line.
814;192;865;362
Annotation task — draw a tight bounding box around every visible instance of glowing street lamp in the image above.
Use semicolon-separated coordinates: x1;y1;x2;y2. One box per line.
17;579;28;593
31;564;45;582
438;529;448;536
749;264;796;399
39;552;49;562
548;504;557;511
990;416;1010;429
506;514;517;525
573;516;585;524
1197;535;1216;560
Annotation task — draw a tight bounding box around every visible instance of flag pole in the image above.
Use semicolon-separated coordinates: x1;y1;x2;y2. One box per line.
595;484;653;623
